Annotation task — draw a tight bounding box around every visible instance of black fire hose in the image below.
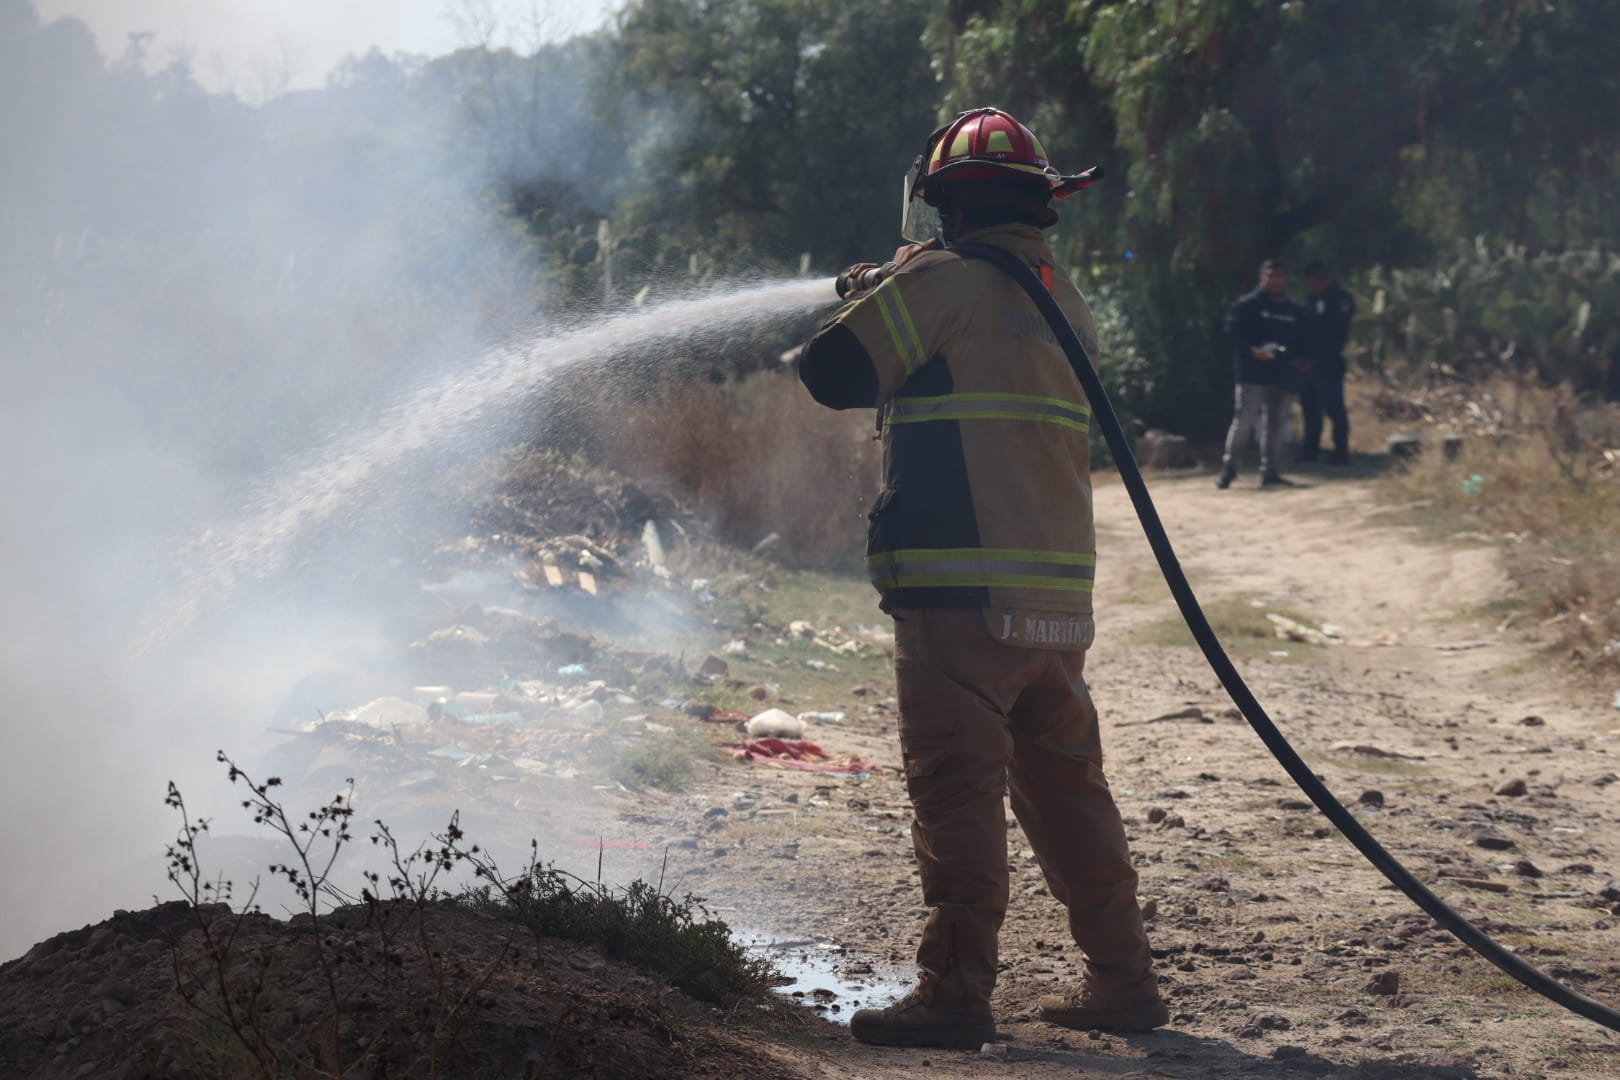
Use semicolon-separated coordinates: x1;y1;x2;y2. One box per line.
950;240;1620;1033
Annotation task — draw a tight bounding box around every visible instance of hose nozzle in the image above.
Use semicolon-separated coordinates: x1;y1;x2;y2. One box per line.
836;261;899;298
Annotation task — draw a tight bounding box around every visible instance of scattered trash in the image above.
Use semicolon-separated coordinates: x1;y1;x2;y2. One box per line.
789;620;817;638
722;639;751;657
397;769;439;788
558;663;591;680
641;519;666;569
1266;613;1342;646
427;744;475;762
1612;690;1620;710
459;711;524;727
798;711;845;725
317;696;430;733
723;738;881;775
747;709;806;738
1461;473;1486;495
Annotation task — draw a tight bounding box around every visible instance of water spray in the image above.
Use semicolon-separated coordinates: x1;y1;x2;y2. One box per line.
144;277;836;647
946;240;1620;1033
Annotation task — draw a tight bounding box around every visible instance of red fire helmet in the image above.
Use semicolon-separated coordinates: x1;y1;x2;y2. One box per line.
909;107;1100;204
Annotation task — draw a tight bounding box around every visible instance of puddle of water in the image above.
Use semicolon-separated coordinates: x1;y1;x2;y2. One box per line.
741;932;912;1024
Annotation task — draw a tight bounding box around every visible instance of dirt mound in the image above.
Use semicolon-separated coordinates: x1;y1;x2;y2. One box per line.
0;900;798;1079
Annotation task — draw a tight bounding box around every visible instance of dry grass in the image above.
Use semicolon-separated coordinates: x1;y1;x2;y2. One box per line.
589;369;881;569
1377;378;1620;676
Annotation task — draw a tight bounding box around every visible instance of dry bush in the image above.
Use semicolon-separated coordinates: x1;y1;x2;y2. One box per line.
1384;379;1620;674
590;369;881;569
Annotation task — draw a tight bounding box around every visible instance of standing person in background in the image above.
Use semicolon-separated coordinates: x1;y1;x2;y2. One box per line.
797;107;1167;1051
1298;261;1356;465
1217;259;1307;489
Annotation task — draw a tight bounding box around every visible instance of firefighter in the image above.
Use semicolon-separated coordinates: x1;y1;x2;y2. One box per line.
1217;259;1308;489
1298;260;1355;464
798;108;1166;1049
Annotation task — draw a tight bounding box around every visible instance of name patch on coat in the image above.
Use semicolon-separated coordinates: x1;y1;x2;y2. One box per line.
983;608;1095;651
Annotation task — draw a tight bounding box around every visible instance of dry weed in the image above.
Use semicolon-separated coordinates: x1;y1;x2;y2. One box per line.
590;370;880;568
1382;379;1620;675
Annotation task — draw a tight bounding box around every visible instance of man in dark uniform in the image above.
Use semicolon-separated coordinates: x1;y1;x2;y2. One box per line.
1299;261;1355;464
1217;259;1307;489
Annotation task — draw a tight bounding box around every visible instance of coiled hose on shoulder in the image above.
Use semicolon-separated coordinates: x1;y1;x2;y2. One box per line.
950;240;1620;1033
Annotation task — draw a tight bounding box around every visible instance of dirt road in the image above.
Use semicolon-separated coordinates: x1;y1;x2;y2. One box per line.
663;468;1620;1078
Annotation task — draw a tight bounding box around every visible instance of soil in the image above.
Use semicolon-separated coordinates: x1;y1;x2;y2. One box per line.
5;463;1620;1078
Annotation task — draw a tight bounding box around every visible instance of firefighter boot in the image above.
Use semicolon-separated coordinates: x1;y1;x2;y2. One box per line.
1215;464;1237;489
1038;972;1169;1032
849;989;996;1049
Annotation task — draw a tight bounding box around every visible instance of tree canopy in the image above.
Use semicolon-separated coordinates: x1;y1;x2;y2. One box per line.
6;0;1617;452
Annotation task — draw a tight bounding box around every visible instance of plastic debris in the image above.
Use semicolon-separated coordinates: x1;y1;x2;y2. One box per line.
459;712;524;727
641;519;666;569
747;709;806;738
427;744;475;762
558;663;591;679
797;711;845;725
1461;473;1486;495
315;696;431;733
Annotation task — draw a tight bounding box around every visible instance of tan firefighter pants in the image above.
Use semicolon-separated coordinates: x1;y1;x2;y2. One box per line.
891;607;1152;1014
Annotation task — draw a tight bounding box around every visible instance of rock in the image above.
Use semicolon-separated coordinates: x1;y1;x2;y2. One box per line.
1134;428;1199;469
1358;790;1386;808
1511;860;1543;878
1469;826;1516;851
1141;898;1159;921
747;684;769;701
1277;799;1313;811
1386;433;1424;458
681;701;717;721
1273;1045;1308;1060
1363;971;1400;996
1519;714;1546;726
697;654;729;677
850;685;874;697
1146;807;1167;824
1494;777;1528;797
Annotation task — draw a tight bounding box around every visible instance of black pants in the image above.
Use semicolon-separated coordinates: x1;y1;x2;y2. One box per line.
1299;365;1348;457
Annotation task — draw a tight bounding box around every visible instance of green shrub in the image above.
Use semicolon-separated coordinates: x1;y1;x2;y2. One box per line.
1361;241;1620;397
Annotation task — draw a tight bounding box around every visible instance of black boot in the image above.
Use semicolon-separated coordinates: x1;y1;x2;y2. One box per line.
1215;465;1237;490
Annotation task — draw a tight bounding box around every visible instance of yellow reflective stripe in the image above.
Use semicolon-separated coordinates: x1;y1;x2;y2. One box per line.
866;547;1097;592
829;297;863;325
872;282;925;374
888;409;1089;433
872;547;1096;567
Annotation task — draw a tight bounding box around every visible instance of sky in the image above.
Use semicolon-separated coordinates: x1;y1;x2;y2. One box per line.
34;0;618;95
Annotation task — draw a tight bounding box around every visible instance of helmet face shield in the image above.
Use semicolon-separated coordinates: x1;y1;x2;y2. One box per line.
900;155;942;243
